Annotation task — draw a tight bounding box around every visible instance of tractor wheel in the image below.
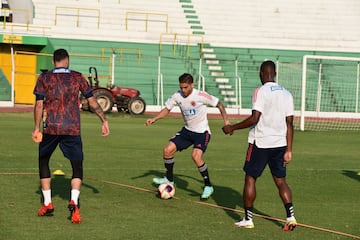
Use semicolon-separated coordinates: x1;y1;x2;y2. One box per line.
128;96;146;115
92;89;114;113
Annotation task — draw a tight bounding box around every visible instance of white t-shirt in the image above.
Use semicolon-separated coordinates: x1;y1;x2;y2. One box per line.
165;88;219;133
248;82;294;148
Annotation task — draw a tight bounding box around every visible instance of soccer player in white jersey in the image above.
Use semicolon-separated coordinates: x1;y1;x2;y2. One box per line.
146;73;230;199
222;60;297;230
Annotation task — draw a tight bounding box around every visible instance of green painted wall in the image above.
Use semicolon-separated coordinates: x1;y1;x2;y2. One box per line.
45;38;360;108
46;38;200;105
2;35;358;109
0;68;11;101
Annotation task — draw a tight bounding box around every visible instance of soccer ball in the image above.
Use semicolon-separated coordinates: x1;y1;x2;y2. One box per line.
157;183;175;199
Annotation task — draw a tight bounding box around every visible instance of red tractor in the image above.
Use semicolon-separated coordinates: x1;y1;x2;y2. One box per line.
80;67;146;114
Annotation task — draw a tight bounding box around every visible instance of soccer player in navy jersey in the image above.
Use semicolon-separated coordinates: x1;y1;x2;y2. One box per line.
146;73;230;199
32;49;110;224
222;60;296;230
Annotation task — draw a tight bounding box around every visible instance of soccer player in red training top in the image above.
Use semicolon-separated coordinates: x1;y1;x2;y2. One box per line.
222;60;297;230
146;73;230;199
32;48;110;224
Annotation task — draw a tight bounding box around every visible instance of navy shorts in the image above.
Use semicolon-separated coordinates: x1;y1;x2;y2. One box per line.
170;127;211;153
244;143;287;178
39;134;84;161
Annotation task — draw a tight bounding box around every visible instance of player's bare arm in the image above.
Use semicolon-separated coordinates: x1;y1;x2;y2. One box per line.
216;101;230;126
284;115;294;164
32;100;44;142
88;97;110;136
145;108;170;126
222;110;261;135
33;99;43;131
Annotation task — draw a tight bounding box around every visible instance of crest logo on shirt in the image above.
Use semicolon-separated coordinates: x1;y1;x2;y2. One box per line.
191;101;196;107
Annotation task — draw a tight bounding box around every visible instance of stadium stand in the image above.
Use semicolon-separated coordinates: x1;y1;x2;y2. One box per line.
0;0;359;116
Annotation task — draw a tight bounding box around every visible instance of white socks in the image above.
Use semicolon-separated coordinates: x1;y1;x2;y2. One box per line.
42;189;80;205
42;189;51;205
71;189;80;205
286;216;296;222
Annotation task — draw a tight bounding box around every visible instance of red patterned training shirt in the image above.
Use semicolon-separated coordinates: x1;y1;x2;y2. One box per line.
33;68;93;135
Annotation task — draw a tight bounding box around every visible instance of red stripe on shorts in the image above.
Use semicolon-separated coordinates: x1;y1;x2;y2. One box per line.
205;131;210;146
246;143;253;162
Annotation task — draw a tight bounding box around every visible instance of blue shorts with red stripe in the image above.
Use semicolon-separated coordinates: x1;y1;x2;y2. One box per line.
244;143;287;178
170;127;211;153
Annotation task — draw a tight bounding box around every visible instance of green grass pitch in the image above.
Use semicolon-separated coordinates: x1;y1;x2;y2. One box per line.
0;112;359;240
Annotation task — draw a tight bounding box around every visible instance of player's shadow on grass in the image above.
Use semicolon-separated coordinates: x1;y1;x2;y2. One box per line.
132;170;282;227
35;175;99;203
132;170;207;198
342;170;360;182
181;175;282;227
211;182;282;227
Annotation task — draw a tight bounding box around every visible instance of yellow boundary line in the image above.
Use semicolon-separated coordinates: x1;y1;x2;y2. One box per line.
1;172;359;239
84;176;360;239
0;172;37;175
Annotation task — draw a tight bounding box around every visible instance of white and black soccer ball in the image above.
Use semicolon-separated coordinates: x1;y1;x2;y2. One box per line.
157;183;175;199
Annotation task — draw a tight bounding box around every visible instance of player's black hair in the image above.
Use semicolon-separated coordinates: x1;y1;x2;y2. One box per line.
260;60;276;71
53;48;69;63
179;73;194;83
